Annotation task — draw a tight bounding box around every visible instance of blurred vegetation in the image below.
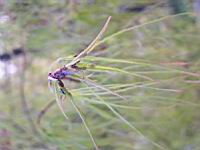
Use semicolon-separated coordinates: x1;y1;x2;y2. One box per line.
0;0;200;150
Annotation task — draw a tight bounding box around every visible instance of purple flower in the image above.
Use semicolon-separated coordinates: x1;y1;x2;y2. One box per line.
61;70;73;76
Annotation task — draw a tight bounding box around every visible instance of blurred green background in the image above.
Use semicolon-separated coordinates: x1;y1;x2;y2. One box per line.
0;0;200;150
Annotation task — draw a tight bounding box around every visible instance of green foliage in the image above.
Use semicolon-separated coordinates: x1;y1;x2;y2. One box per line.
168;0;188;14
0;1;200;150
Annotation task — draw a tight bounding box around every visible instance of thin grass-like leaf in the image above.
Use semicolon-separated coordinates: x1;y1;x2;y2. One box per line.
84;83;167;150
80;77;127;101
65;16;112;67
96;12;194;46
67;92;99;150
53;82;69;120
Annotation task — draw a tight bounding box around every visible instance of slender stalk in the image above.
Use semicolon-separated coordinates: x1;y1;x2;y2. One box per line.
54;83;69;120
96;12;193;46
18;56;38;135
68;93;99;150
37;100;56;125
65;16;112;67
86;83;167;150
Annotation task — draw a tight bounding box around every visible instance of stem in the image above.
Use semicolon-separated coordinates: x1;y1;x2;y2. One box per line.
96;12;193;46
68;93;99;150
37;100;56;125
18;56;38;135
